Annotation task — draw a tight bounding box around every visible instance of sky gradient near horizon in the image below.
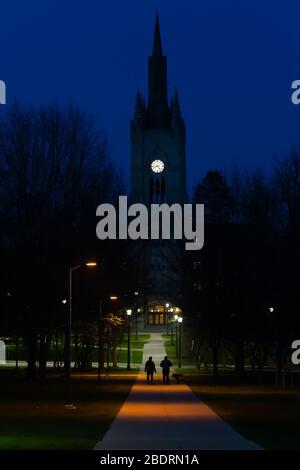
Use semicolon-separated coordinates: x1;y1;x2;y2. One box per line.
1;0;300;190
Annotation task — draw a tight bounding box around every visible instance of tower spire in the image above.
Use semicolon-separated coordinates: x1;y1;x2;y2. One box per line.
152;11;163;56
147;13;170;129
172;86;181;118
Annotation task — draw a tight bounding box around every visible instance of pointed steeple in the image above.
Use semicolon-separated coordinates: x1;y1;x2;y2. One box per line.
152;11;163;57
147;13;170;129
172;87;181;118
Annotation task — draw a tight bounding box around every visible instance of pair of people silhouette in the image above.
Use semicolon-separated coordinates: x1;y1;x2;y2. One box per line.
144;355;173;384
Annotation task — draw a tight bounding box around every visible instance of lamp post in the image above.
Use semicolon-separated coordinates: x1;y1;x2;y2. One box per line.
136;308;141;341
98;295;118;383
126;309;132;370
166;303;170;334
169;308;174;345
178;316;183;368
106;325;110;377
269;306;284;387
65;261;97;382
98;300;103;384
134;292;139;340
174;314;179;358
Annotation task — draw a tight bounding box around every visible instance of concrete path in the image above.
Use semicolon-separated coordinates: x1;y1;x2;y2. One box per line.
94;333;261;450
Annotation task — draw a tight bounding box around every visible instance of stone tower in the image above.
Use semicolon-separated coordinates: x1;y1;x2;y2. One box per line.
130;13;187;207
130;14;187;325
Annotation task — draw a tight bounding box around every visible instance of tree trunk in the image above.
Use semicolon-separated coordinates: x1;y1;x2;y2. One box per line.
26;334;38;380
196;339;202;369
276;339;283;387
39;331;52;378
235;339;245;377
15;336;19;371
74;329;79;369
111;345;118;368
211;338;219;376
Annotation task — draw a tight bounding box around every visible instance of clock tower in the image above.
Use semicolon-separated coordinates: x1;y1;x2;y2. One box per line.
130;13;187;206
130;14;187;324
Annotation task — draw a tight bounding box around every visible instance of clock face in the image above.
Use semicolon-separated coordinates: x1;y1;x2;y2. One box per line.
151;159;165;173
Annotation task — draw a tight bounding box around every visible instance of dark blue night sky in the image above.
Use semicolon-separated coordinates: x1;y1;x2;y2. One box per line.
1;0;300;189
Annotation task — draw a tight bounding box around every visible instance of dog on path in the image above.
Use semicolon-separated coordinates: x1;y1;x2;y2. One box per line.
171;373;184;384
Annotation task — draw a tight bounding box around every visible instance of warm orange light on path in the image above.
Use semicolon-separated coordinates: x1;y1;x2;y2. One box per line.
94;333;261;451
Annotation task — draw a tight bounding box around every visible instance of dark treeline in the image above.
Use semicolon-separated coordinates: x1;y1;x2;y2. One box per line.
184;157;300;384
0;102;127;378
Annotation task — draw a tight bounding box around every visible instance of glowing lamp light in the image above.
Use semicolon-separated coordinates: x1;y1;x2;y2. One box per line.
85;261;97;267
178;317;183;323
126;309;132;316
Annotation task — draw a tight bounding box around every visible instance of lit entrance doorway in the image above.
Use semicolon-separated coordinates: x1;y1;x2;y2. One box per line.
148;305;167;325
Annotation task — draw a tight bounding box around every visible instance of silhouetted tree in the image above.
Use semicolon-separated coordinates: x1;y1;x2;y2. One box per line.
187;168;278;377
0;102;124;378
194;170;233;223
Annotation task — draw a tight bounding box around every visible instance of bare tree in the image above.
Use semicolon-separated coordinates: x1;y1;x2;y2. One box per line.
0;102;124;378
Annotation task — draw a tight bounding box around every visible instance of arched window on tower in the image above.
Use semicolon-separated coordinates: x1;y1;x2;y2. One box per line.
150;179;154;203
161;178;165;203
155;178;160;203
149;176;166;204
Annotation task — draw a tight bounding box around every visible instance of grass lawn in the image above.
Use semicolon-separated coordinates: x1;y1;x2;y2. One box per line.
102;333;150;365
119;334;150;350
164;339;194;367
5;334;150;366
0;369;136;450
108;348;143;364
186;373;300;450
107;333;150;364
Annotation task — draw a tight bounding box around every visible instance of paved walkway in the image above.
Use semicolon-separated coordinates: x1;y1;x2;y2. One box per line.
94;333;261;450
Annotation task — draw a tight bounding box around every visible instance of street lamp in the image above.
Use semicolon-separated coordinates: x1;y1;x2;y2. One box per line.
178;317;183;368
98;295;118;383
165;303;170;334
170;315;174;346
134;291;139;340
126;309;132;370
269;307;274;313
174;314;179;358
65;261;97;381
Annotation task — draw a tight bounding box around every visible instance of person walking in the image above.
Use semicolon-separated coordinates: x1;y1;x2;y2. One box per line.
160;356;172;384
144;356;156;384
